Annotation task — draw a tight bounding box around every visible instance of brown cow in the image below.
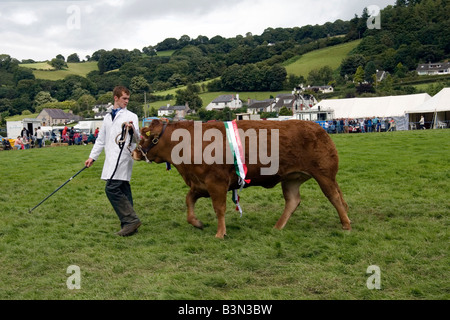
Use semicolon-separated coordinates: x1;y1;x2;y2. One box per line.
132;120;350;238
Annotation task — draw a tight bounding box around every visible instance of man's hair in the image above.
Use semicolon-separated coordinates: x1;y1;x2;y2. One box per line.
113;86;130;98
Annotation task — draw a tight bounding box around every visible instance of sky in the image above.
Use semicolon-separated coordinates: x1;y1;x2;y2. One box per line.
0;0;396;62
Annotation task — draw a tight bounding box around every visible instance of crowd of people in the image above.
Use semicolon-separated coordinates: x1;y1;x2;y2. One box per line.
58;126;98;146
326;117;396;134
7;126;98;150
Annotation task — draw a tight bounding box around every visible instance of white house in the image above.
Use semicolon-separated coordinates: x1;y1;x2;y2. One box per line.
297;84;334;94
247;99;276;114
206;94;242;111
158;104;191;118
416;62;450;76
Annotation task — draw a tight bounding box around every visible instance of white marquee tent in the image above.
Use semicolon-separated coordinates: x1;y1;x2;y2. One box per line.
405;87;450;128
312;93;431;119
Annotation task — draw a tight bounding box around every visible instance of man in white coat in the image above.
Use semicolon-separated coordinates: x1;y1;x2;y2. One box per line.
85;86;141;236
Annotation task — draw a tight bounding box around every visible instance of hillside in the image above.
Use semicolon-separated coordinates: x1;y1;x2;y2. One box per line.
284;40;361;77
1;1;449;120
20;61;98;80
148;40;361;109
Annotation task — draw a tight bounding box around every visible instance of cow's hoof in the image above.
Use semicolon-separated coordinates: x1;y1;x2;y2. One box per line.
342;224;352;231
215;233;227;239
193;220;204;230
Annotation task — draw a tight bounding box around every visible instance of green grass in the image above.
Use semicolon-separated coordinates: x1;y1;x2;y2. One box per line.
284;40;361;77
0;128;449;300
20;61;99;80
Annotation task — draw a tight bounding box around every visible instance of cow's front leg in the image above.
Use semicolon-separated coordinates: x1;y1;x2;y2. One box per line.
186;189;203;229
208;184;228;239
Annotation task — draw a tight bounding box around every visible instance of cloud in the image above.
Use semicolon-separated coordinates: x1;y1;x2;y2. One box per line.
0;0;396;61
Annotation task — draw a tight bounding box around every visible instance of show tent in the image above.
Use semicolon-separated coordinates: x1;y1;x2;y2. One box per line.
311;93;431;130
405;88;450;129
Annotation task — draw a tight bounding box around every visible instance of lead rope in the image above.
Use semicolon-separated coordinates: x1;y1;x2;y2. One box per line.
109;122;134;182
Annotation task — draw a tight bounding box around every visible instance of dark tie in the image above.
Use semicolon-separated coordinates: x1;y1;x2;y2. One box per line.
111;108;119;120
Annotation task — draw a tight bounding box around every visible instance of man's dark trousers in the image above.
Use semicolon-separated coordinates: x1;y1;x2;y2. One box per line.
105;179;140;228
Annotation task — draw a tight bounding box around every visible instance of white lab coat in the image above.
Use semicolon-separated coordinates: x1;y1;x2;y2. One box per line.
89;108;139;181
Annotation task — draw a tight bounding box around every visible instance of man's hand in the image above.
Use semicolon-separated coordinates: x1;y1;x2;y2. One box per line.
85;158;95;168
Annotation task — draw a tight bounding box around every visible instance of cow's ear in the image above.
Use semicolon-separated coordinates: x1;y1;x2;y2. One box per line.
141;127;151;136
151;119;162;126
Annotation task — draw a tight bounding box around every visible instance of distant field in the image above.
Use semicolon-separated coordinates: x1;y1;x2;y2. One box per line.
20;62;54;70
20;61;99;80
284;40;361;77
156;50;175;57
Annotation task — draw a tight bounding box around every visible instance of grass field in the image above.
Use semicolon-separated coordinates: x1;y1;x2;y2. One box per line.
20;61;99;80
0;127;449;300
284;40;361;77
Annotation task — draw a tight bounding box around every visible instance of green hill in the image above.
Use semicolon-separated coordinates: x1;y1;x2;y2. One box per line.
20;61;98;80
148;41;362;109
284;39;361;77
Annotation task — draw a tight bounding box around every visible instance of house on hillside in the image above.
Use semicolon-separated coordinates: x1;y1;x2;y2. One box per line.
376;70;389;82
247;99;276;114
206;94;242;111
36;108;82;126
274;93;317;114
416;62;450;76
158;104;191;119
93;103;113;119
297;84;334;94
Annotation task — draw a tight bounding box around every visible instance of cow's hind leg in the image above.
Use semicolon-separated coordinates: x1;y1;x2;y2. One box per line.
207;184;228;239
274;178;305;230
314;175;351;230
186;189;204;229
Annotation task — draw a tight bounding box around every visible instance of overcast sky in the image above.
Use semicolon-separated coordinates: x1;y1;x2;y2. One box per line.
0;0;396;62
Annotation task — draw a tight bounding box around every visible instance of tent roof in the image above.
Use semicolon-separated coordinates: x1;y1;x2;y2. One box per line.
312;93;431;119
405;87;450;114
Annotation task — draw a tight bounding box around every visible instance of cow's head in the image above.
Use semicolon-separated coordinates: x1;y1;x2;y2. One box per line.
132;119;167;162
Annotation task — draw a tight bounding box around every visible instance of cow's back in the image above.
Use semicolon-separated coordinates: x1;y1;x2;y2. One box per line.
235;120;339;185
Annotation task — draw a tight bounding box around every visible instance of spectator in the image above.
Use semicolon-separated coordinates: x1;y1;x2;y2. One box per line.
419;116;425;129
21;127;30;139
23;137;30;149
359;119;365;133
69;127;75;145
14;136;24;150
36;127;44;148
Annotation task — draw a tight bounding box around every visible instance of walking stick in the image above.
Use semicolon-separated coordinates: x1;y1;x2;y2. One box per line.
29;166;88;213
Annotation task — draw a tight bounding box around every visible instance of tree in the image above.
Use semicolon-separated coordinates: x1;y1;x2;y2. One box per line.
279;106;292;116
77;94;96;113
308;66;333;85
175;84;202;111
130;75;150;93
353;66;365;84
364;61;377;83
67;53;80;63
394;62;407;78
49;58;67;70
34;91;57;108
340;54;365;78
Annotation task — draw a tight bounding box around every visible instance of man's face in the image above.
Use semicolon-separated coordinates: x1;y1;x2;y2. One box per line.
115;92;130;109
